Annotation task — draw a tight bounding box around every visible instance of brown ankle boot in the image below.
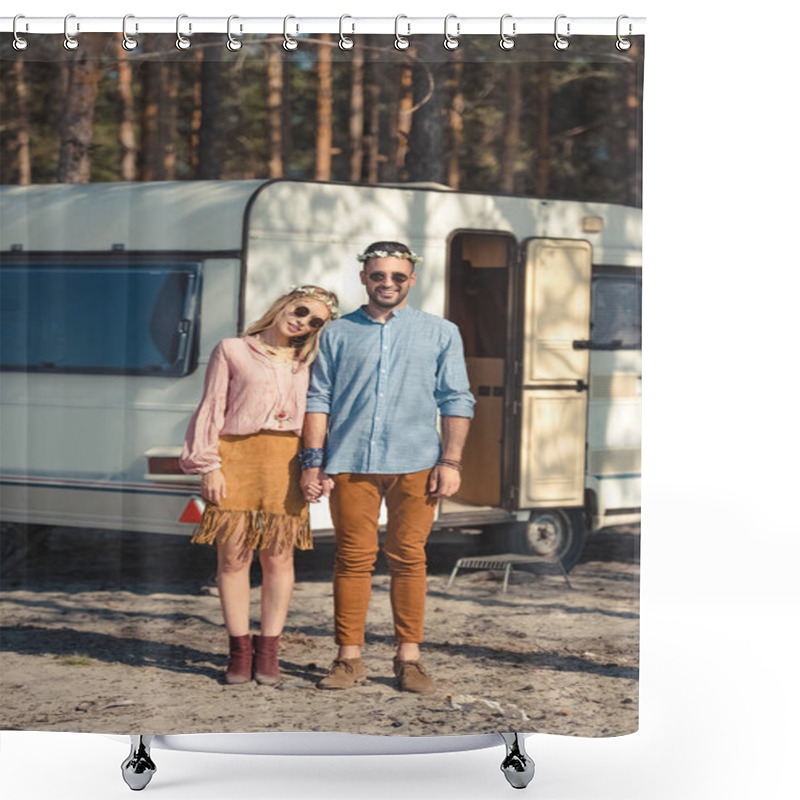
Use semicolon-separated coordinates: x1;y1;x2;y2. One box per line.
253;634;281;685
393;658;436;694
224;634;253;685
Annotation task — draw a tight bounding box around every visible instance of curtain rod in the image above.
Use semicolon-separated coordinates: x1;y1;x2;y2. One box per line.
2;15;646;38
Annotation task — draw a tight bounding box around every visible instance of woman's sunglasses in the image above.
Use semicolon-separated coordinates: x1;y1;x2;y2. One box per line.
290;305;328;329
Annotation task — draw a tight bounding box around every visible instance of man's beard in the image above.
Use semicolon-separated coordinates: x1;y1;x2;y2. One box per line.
370;288;406;308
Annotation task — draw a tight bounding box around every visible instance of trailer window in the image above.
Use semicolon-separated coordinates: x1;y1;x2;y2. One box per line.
590;269;641;349
0;261;201;376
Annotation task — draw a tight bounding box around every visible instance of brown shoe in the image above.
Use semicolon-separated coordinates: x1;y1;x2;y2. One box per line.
316;657;367;689
393;658;436;694
253;634;281;685
224;634;253;685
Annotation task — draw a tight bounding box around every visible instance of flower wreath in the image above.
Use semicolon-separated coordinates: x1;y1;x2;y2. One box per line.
356;249;423;265
289;286;341;318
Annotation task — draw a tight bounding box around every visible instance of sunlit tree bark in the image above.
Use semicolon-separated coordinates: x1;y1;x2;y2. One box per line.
57;36;104;183
116;37;136;181
349;46;365;183
190;47;203;176
13;60;32;185
266;42;284;178
389;63;414;181
365;38;381;184
315;34;333;181
446;49;464;190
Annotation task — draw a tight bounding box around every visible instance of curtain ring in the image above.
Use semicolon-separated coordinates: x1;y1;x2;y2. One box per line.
176;14;191;50
443;14;460;51
499;14;515;50
339;14;354;50
394;15;410;51
63;13;79;51
227;15;242;51
283;15;299;51
12;15;28;51
121;14;138;51
554;14;570;50
616;14;632;51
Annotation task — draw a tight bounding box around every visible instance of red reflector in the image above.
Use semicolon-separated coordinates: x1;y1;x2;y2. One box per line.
179;496;206;523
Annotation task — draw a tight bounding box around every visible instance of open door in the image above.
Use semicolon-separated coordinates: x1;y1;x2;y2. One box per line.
517;239;592;508
446;232;514;508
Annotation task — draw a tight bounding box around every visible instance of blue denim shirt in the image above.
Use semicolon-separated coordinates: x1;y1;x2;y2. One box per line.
306;305;475;475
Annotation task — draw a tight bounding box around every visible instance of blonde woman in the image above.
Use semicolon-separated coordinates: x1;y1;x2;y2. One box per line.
180;286;339;685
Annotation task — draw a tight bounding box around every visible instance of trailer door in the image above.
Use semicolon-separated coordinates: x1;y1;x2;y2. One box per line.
517;238;592;508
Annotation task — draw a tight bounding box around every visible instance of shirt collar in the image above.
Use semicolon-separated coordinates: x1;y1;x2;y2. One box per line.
357;304;414;324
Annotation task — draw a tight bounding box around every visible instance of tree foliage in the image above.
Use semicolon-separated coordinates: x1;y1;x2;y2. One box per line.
1;33;643;206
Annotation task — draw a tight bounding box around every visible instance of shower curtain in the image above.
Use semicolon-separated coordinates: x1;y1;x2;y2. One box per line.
0;24;642;741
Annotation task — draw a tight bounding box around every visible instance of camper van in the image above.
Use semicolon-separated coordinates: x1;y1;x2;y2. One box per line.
0;180;641;570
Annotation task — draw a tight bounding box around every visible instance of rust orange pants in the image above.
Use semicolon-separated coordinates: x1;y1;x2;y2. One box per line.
329;470;437;645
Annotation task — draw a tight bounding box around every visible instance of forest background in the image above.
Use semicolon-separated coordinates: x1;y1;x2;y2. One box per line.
1;33;642;205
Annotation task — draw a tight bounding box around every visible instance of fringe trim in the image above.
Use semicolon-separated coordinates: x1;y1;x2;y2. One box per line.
191;508;313;551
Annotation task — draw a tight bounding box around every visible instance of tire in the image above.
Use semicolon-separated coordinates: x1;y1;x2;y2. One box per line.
505;508;587;572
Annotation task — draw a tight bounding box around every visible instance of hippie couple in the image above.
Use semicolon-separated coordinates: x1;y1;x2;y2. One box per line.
180;242;475;694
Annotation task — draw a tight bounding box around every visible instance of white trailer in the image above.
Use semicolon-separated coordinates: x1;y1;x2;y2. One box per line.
0;180;641;569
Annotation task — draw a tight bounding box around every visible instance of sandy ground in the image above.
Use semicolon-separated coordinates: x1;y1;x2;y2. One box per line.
0;524;638;738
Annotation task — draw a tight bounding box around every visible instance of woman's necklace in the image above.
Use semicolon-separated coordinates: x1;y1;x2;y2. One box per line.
256;332;294;360
255;332;295;428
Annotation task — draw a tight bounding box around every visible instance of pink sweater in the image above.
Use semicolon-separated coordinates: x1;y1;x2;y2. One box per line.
180;337;309;474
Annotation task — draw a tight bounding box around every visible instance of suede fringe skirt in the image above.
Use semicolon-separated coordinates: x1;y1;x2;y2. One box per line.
191;430;312;551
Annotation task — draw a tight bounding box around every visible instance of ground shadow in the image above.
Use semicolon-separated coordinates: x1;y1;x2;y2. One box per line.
0;623;220;679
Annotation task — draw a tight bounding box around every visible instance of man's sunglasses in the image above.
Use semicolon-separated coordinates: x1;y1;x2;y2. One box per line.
290;305;328;329
365;272;411;284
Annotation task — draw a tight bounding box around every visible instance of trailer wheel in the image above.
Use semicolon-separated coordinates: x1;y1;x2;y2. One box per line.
509;508;587;572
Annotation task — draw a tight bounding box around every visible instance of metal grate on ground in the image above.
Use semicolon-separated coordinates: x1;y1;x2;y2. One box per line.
446;552;572;593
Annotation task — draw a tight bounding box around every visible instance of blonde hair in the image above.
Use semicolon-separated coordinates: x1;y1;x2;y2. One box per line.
244;285;339;368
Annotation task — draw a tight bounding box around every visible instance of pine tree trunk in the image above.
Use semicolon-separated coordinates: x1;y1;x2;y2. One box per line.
349;46;365;183
407;37;443;183
13;60;32;185
446;50;463;190
116;38;137;181
161;61;179;180
500;63;521;194
535;63;552;197
350;47;365;183
282;56;293;172
190;47;203;177
365;37;381;184
315;34;333;181
266;42;284;179
390;63;414;181
198;37;228;180
57;36;103;183
139;61;161;181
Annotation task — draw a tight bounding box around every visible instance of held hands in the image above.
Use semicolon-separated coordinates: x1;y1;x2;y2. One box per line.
301;468;335;503
201;469;227;505
428;464;462;498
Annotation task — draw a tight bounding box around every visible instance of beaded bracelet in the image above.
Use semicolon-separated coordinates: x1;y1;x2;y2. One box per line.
298;448;325;470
